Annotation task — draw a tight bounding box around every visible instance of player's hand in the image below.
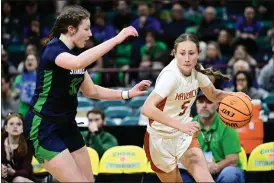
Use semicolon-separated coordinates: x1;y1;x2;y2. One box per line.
233;92;252;101
179;122;200;136
129;80;152;98
114;26;139;44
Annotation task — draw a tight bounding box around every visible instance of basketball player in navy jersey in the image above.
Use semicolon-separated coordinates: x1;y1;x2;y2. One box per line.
24;5;151;182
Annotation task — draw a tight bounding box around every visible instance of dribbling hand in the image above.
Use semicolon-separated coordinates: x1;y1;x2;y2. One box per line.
114;26;139;44
129;80;152;98
179;122;200;136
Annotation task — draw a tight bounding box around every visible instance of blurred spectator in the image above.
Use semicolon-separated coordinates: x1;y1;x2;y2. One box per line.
23;1;39;25
13;54;38;117
82;109;118;158
140;30;167;62
131;3;162;34
258;49;274;93
162;3;196;48
1;76;19;120
114;38;133;67
217;29;233;60
151;0;171;25
17;43;38;73
234;6;261;54
112;0;136;31
179;92;244;183
226;71;268;100
232;59;251;75
91;12;116;45
184;0;204;18
256;0;274;21
200;41;225;72
1;1;21;47
1;47;17;77
23;18;50;49
1;113;34;182
198;6;223;42
266;23;274;46
227;45;257;75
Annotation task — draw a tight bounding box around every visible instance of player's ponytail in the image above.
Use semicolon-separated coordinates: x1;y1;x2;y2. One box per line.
173;33;231;81
44;5;90;45
195;63;231;81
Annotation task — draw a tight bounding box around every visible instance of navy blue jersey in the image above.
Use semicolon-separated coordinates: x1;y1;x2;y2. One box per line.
30;38;85;121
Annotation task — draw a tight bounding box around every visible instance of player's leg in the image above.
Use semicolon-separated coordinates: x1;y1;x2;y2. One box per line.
24;111;88;182
144;132;182;182
60;121;94;182
179;137;214;182
42;149;88;182
70;146;94;182
156;167;183;182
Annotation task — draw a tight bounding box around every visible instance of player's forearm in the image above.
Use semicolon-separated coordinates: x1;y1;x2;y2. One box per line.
91;85;122;100
141;105;181;130
213;89;232;103
76;38;117;68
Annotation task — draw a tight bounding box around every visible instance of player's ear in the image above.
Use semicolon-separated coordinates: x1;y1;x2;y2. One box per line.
68;25;76;36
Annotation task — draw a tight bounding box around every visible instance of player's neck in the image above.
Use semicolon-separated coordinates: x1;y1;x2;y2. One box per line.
59;34;74;50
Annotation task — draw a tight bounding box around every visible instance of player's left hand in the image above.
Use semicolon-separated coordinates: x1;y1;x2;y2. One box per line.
234;92;252;101
129;80;152;98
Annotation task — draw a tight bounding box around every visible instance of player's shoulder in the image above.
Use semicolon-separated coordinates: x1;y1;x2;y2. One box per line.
44;38;68;53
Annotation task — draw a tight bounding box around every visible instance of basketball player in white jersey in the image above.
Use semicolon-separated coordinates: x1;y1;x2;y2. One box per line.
142;33;249;182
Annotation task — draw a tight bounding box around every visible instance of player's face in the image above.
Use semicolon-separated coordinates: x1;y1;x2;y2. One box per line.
175;41;199;76
196;96;217;118
72;18;92;48
5;117;23;137
25;54;38;71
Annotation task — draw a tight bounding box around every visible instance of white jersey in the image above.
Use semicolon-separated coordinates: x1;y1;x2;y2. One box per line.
147;59;211;137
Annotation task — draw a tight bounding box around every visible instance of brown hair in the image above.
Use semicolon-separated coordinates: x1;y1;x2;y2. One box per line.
172;33;231;81
87;108;105;121
45;5;90;44
2;113;28;157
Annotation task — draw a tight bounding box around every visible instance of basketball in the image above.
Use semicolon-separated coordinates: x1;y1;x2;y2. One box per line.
219;93;253;129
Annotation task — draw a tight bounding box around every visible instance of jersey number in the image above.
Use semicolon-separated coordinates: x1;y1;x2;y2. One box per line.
69;78;83;95
179;101;190;116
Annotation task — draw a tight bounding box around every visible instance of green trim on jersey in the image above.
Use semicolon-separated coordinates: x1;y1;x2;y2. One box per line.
34;70;53;112
31;70;59;163
30;115;59;164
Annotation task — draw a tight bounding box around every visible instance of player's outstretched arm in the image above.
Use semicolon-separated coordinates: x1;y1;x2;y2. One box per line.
80;72;151;100
200;82;250;103
55;26;138;70
142;92;200;136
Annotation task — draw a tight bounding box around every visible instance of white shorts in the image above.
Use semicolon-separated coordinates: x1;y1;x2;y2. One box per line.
144;131;199;173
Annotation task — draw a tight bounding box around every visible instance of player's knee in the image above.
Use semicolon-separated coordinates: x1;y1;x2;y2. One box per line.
184;148;203;166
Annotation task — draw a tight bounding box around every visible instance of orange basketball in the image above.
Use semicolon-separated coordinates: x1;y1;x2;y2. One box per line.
219;93;253;129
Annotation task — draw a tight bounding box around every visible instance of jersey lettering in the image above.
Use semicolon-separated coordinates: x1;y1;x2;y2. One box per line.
69;78;83;95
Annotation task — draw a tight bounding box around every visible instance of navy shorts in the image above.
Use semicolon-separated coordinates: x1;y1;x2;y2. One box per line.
24;110;85;164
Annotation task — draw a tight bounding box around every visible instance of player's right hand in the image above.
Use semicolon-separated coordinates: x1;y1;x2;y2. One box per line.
179;122;200;136
114;26;139;44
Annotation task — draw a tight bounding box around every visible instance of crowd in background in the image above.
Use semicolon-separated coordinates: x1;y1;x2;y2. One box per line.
1;0;274;182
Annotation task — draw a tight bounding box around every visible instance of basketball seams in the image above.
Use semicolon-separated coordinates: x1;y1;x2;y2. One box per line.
220;102;250;116
231;94;252;115
219;112;252;123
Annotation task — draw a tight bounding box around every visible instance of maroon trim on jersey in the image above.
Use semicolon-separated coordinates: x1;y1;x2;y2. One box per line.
143;132;164;173
148;97;167;126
